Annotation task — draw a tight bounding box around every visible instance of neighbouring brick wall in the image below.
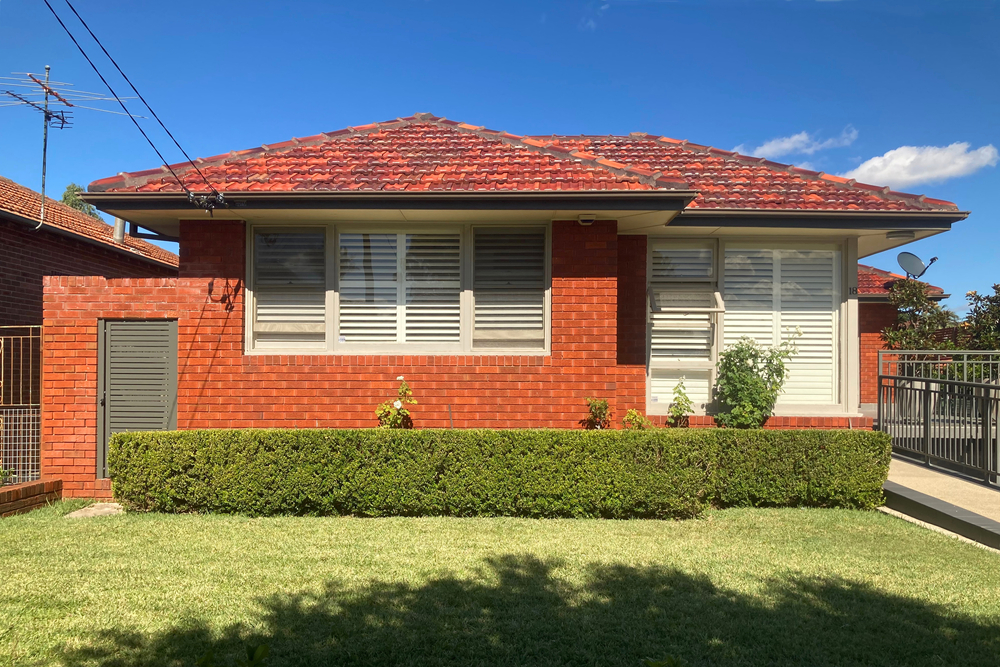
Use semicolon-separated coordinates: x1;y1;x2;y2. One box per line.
860;302;897;405
0;479;61;517
0;217;177;326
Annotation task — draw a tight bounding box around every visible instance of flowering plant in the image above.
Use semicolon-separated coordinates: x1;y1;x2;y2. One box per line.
376;376;417;429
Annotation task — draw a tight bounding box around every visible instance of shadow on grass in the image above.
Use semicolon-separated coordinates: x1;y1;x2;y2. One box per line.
62;555;998;667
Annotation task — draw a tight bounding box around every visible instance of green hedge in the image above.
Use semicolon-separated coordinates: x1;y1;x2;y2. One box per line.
108;428;891;518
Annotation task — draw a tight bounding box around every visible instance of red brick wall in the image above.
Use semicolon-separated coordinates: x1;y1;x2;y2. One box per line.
860;302;897;405
615;235;647;417
0;479;62;517
44;220;626;497
42;219;871;498
0;217;176;326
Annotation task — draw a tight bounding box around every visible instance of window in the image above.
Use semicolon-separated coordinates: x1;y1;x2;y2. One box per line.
251;229;327;349
647;242;722;411
248;225;549;353
723;247;841;405
473;228;547;349
337;232;462;345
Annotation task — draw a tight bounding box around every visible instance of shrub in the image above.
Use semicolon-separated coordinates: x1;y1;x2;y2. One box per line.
714;336;796;429
667;378;693;428
622;408;653;430
581;397;612;430
109;429;890;518
375;377;416;429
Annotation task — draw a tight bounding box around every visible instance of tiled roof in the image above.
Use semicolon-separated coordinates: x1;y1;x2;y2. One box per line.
88;113;960;213
539;134;958;212
90;114;687;194
858;264;945;297
0;176;178;267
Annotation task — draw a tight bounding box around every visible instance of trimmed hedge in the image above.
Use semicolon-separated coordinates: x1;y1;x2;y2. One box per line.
108;428;891;518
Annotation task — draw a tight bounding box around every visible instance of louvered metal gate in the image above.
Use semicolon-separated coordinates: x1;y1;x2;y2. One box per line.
0;326;41;485
97;320;178;478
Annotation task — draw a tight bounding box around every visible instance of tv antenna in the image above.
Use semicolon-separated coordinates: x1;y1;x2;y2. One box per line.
1;65;144;227
897;252;938;279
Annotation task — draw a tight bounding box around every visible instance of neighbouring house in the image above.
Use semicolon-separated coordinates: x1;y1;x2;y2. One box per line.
857;264;947;414
39;113;968;497
0;175;177;489
1;175;179;325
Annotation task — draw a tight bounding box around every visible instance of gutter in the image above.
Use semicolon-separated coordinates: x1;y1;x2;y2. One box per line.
80;189;700;213
0;209;179;271
674;208;969;230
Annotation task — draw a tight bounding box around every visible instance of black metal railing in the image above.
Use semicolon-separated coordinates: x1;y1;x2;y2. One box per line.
878;351;999;486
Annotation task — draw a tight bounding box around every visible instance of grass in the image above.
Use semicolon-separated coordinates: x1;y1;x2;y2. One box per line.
1;503;998;666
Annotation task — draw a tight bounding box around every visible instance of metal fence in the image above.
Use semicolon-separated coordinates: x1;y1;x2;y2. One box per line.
879;350;999;485
1;326;41;485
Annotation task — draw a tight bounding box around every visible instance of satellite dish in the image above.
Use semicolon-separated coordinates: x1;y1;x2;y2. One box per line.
897;252;938;279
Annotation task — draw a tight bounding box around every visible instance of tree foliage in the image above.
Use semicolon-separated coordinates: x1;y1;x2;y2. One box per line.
882;279;958;351
60;183;102;220
961;285;1000;350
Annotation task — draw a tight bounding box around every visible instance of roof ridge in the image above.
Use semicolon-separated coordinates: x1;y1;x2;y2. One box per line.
414;114;688;190
91;114;691;193
542;132;958;211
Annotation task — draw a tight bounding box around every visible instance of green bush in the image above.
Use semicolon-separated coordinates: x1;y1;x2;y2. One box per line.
109;428;891;518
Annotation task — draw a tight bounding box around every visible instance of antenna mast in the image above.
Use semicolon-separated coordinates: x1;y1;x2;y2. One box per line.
1;66;142;229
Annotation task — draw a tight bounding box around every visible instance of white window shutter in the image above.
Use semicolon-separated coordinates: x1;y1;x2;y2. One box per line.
253;231;326;345
338;233;399;342
473;229;546;349
723;247;839;406
651;369;712;409
404;233;461;343
778;250;839;405
649;289;715;362
723;249;776;348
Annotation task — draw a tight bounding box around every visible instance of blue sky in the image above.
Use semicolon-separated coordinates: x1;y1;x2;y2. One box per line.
1;0;996;311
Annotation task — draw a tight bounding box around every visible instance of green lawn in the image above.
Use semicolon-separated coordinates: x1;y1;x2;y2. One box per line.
1;503;998;667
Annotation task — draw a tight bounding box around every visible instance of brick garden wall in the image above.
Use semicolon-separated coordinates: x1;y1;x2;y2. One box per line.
0;217;176;326
42;219;869;498
0;479;61;517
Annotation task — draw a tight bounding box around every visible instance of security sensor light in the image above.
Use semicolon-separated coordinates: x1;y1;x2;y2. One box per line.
577;214;596;226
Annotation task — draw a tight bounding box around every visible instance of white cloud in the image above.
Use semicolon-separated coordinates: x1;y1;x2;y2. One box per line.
735;126;858;160
841;142;998;189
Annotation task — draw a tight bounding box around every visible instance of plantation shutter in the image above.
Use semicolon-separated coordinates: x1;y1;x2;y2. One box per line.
647;244;719;410
253;231;326;346
722;247;840;406
722;249;776;348
404;233;461;343
338;233;399;342
473;228;546;349
779;250;839;405
99;320;177;477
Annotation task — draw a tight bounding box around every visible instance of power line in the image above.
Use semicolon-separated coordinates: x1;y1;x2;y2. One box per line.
40;0;222;211
58;0;224;206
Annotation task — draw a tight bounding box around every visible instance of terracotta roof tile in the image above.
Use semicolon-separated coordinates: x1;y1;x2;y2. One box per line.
541;134;959;212
91;115;686;194
87;114;961;213
858;264;945;297
0;176;178;267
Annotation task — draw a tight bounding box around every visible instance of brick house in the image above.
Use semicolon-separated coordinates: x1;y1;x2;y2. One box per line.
41;114;968;498
857;264;947;414
0;175;178;326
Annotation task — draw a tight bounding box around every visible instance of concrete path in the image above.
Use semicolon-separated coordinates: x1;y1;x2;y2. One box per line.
65;503;123;518
888;457;1000;522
